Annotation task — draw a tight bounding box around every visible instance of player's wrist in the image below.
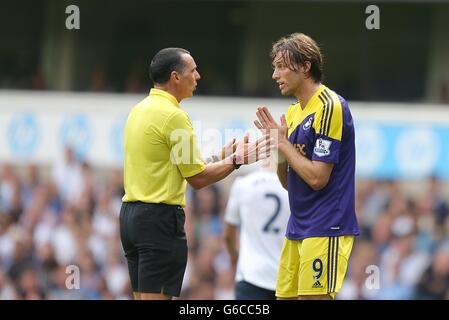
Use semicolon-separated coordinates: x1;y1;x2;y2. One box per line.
277;139;290;153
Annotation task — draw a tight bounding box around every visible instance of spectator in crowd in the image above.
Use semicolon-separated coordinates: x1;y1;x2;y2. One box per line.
416;243;449;299
376;215;430;299
52;146;84;207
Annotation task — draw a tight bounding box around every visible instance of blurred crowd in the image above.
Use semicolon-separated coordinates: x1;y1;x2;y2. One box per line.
1;65;149;94
3;67;449;104
1;147;449;300
341;176;449;299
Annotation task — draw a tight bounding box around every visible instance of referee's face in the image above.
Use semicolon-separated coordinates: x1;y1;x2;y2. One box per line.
177;54;201;100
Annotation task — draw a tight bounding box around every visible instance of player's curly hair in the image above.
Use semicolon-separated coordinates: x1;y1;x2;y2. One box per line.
271;33;323;83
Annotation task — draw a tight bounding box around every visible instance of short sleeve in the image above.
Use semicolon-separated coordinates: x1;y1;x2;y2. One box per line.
311;95;343;163
165;110;206;178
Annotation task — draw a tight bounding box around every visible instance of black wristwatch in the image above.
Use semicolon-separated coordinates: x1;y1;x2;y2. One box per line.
232;154;242;170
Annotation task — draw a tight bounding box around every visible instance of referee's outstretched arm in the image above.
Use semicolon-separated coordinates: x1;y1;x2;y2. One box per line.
186;134;272;190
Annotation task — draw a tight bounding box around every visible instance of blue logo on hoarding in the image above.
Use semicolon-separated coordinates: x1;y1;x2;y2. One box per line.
355;124;386;176
59;114;92;159
7;113;40;158
395;127;439;178
111;116;127;162
355;122;449;180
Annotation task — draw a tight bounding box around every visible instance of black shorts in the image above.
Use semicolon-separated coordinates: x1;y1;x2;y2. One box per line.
119;201;187;297
235;281;276;300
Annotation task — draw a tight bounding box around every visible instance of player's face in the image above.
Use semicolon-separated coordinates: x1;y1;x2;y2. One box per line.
177;54;201;100
272;52;303;96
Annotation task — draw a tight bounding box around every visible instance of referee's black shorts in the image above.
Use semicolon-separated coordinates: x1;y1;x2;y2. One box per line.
119;201;187;297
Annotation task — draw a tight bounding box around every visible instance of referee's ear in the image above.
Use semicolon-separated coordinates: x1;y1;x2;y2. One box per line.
171;71;181;82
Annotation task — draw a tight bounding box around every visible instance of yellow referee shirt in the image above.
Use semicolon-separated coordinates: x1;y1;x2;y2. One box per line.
122;88;205;207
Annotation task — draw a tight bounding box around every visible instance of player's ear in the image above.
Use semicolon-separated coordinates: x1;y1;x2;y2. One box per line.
301;61;311;74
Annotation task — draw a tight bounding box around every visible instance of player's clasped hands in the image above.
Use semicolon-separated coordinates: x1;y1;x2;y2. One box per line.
254;106;288;145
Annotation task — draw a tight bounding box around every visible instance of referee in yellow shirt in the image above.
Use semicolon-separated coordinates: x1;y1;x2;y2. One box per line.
120;47;271;300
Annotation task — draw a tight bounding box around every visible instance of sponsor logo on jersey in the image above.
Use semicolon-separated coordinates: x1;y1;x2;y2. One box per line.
294;143;306;156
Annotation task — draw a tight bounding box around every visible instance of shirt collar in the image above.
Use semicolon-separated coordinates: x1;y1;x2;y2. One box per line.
299;84;325;113
149;88;180;107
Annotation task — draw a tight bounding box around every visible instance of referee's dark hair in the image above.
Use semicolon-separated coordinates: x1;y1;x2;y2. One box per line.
149;48;190;84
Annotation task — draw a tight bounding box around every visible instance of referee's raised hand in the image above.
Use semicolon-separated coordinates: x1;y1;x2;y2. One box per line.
233;133;274;165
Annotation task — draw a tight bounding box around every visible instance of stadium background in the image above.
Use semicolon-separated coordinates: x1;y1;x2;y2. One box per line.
1;0;449;299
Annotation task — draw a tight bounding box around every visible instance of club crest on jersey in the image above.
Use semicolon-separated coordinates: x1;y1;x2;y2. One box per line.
303;117;312;130
314;138;331;157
